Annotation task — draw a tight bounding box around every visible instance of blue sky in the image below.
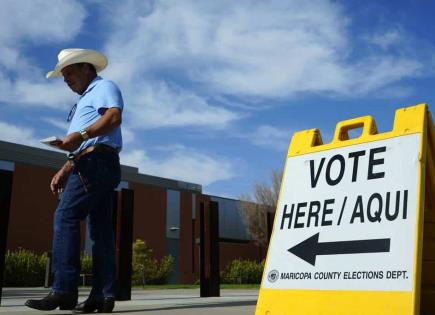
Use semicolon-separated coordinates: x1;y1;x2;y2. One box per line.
1;0;434;199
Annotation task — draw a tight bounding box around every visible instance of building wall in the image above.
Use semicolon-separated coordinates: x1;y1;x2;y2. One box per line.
220;242;266;270
7;163;86;253
130;182;166;259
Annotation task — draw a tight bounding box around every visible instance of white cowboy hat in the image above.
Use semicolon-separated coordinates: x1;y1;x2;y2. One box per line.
46;48;108;79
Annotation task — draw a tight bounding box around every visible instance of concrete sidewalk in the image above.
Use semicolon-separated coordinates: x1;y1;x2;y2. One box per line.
0;287;258;314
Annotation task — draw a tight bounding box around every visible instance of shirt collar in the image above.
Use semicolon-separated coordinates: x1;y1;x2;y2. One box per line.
81;76;102;98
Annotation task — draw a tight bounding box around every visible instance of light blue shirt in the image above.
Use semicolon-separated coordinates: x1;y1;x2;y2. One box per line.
67;76;124;154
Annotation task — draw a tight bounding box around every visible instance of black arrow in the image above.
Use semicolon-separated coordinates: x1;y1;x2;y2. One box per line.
288;233;390;266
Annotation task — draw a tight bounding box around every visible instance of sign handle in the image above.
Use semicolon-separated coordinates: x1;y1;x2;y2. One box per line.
333;116;378;142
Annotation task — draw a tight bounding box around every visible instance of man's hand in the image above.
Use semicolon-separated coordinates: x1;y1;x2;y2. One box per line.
53;132;83;152
50;163;72;195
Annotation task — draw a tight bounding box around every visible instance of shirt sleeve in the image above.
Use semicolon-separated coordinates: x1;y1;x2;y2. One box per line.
93;80;124;115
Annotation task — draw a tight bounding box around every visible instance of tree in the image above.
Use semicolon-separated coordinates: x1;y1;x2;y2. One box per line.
239;169;283;246
252;169;282;209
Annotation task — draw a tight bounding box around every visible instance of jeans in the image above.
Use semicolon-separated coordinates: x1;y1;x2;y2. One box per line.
52;151;121;298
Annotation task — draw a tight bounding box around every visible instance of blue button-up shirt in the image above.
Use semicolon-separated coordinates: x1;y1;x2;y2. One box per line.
67;76;124;154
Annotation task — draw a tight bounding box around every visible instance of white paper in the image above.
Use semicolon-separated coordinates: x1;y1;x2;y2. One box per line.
40;136;65;150
40;136;62;144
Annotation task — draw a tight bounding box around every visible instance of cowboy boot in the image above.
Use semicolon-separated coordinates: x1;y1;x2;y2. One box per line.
73;297;115;313
25;291;78;311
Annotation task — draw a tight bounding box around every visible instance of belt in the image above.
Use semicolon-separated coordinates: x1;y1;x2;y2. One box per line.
75;144;118;161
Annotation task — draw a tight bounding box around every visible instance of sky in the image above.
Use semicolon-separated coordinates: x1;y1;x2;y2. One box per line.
0;0;434;199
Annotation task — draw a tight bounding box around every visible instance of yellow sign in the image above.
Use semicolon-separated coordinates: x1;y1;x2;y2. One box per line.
255;104;435;315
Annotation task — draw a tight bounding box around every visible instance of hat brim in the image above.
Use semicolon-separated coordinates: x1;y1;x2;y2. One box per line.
46;50;108;79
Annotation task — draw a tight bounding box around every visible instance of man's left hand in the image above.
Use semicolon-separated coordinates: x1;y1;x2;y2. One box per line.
54;132;83;152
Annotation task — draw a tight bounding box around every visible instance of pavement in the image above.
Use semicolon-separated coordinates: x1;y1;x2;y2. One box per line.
0;287;258;314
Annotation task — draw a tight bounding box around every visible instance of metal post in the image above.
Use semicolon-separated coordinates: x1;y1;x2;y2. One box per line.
209;201;220;297
0;169;13;304
199;201;220;297
115;188;134;301
199;201;208;297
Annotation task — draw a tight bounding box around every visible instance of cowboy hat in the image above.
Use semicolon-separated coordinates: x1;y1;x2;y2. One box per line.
46;48;108;79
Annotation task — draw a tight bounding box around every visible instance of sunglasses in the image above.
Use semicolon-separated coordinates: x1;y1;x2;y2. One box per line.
67;103;77;122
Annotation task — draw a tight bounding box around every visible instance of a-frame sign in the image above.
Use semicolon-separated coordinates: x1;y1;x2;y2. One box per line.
256;104;435;315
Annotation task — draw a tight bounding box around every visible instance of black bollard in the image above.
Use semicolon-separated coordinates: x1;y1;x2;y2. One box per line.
200;201;220;297
115;188;134;301
199;202;208;297
209;201;220;297
0;169;13;305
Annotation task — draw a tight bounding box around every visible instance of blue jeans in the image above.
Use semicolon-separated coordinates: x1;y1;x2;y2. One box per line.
52;151;121;298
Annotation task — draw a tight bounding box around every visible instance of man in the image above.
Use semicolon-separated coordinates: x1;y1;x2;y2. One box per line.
25;49;123;313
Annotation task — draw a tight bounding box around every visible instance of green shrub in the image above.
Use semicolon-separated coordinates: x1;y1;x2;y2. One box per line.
132;239;174;285
80;254;93;275
3;240;174;287
221;259;265;284
4;250;95;287
3;249;48;286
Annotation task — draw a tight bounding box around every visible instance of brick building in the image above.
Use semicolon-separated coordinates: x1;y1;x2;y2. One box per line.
0;140;274;284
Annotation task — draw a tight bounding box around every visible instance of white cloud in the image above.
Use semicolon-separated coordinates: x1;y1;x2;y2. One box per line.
350;56;421;95
122;80;240;130
245;125;292;150
0;121;38;146
42;117;69;132
0;121;66;153
0;1;85;43
121;126;135;144
3;79;75;109
0;0;86;109
101;0;423;104
120;147;235;186
365;29;402;50
0;0;86;75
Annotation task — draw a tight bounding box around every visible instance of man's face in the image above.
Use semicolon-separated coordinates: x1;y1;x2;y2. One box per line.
61;64;90;95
